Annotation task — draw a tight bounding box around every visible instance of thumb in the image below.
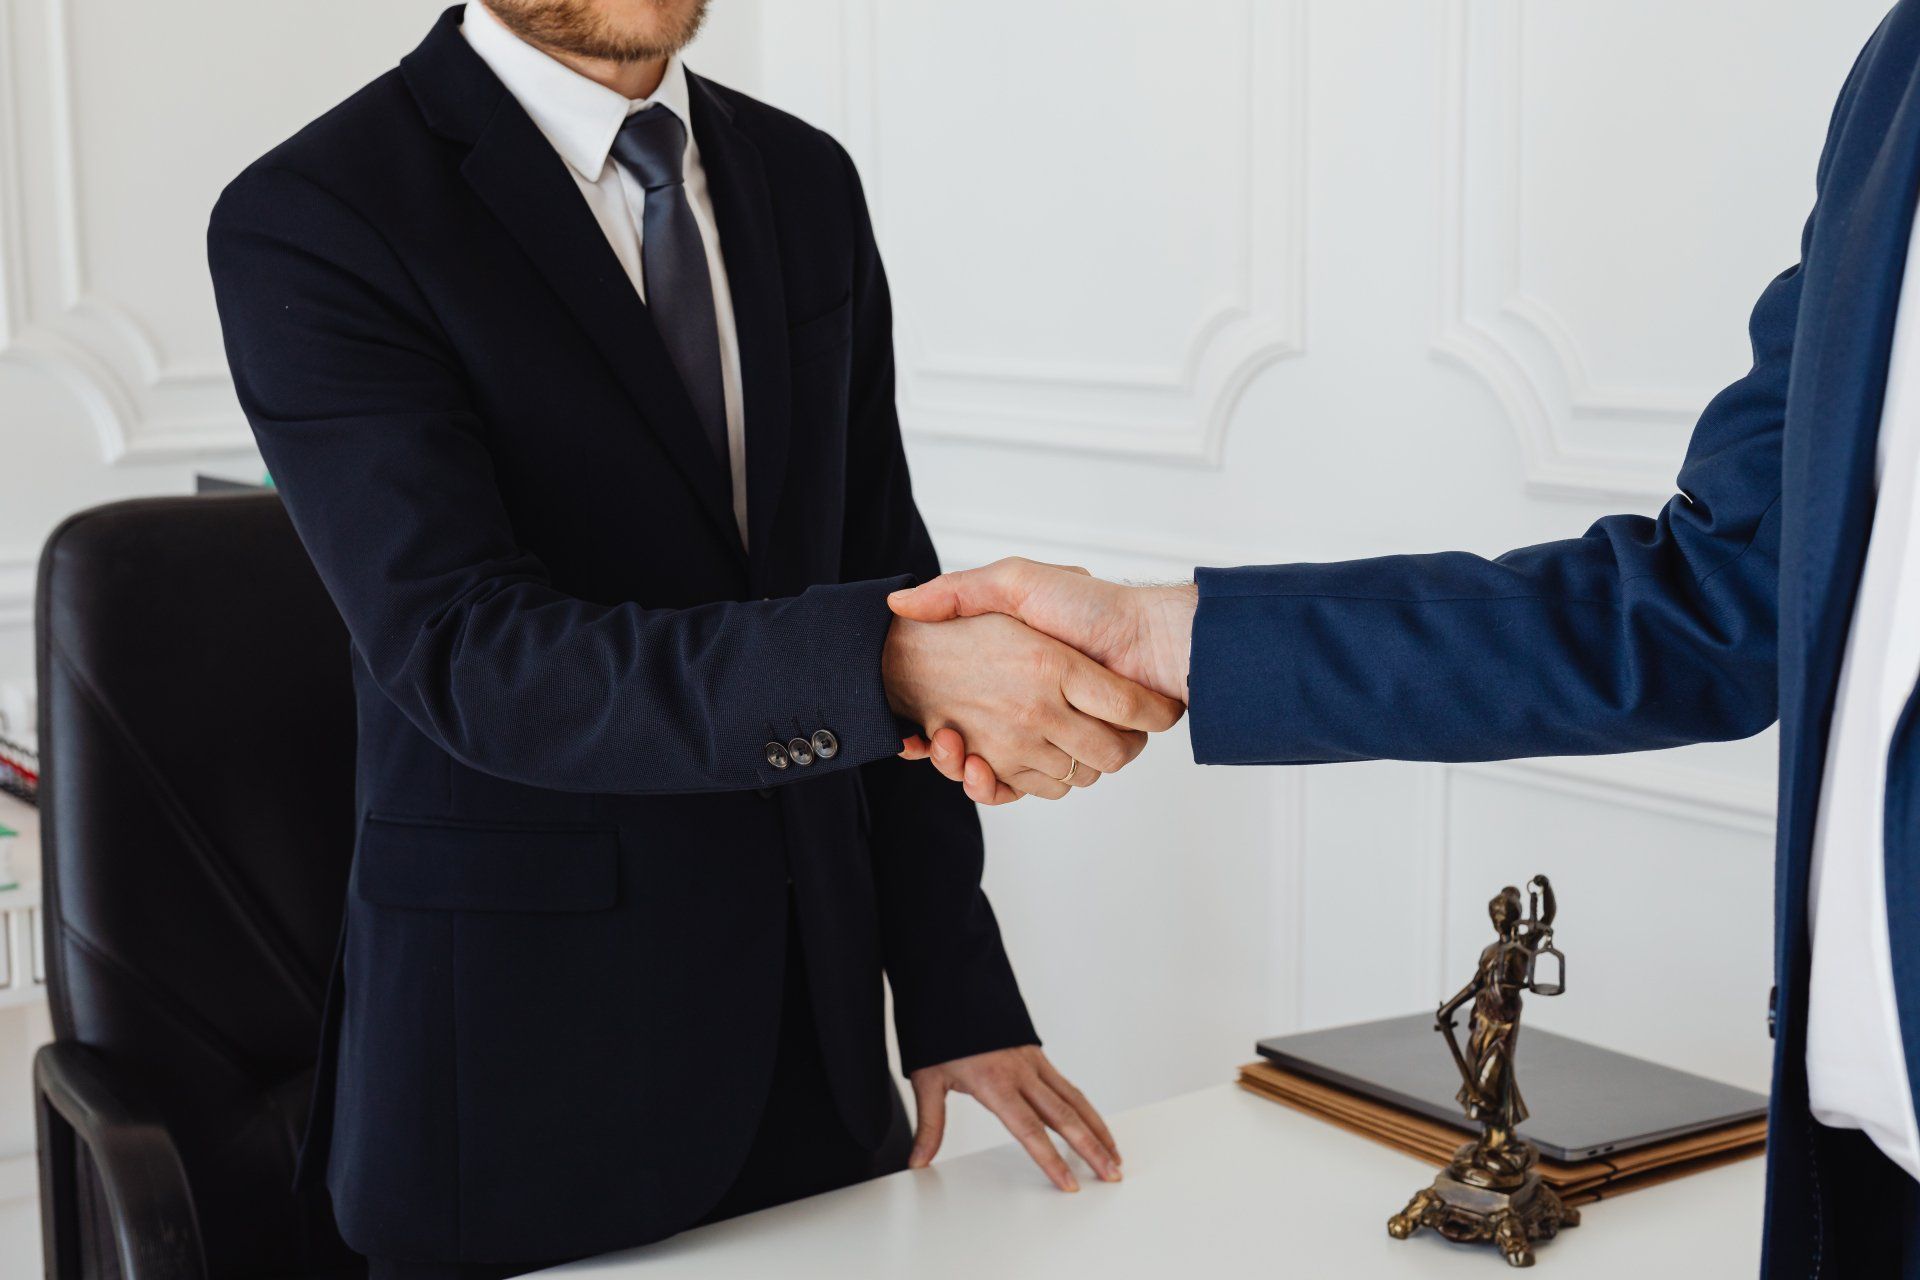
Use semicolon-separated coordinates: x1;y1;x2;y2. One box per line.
888;572;975;623
908;1071;948;1169
888;558;1037;623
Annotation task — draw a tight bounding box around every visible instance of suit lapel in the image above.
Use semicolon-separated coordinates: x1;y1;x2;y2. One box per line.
439;47;743;559
1796;42;1920;662
690;76;792;595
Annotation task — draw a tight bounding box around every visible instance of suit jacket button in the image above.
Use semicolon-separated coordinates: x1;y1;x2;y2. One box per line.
788;736;816;767
765;742;791;770
811;729;839;760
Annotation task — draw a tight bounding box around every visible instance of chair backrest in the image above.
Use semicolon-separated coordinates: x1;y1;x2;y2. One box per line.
37;493;359;1277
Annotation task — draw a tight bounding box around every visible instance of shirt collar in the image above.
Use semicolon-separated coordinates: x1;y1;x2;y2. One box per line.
461;0;694;183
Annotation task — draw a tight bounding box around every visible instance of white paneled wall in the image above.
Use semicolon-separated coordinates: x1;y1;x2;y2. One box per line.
0;0;1895;1263
751;0;1887;1156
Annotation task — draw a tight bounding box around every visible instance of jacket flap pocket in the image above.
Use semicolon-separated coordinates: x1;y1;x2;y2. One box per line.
356;816;619;913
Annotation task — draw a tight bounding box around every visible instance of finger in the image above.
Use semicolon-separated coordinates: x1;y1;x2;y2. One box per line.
1038;1061;1121;1165
962;755;1021;805
1024;1079;1121;1183
977;1088;1077;1192
926;727;969;783
886;558;1034;623
908;1073;947;1169
1003;767;1072;801
1059;652;1185;733
899;734;932;760
1031;740;1103;790
1045;707;1147;780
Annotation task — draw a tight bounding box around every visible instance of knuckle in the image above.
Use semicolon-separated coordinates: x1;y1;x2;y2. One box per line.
1021;642;1058;684
1013;697;1046;731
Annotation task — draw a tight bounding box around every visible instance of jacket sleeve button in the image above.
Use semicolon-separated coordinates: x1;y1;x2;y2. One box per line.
811;729;839;760
765;742;791;769
787;736;816;767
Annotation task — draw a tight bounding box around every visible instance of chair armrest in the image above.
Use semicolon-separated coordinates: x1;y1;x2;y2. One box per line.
35;1042;205;1280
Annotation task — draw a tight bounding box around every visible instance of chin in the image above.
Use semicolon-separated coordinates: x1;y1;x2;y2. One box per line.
486;0;710;63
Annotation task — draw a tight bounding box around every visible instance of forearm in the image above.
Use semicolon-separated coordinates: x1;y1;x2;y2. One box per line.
369;570;911;795
865;754;1038;1073
1185;515;1780;766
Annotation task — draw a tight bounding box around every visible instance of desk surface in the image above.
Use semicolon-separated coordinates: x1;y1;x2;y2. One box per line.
545;1084;1764;1279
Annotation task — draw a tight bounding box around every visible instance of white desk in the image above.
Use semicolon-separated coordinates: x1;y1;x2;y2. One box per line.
544;1084;1764;1278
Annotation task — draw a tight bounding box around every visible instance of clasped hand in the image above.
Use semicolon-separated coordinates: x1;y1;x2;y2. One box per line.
880;558;1198;803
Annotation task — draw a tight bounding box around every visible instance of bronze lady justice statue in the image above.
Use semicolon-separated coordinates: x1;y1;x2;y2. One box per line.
1388;876;1577;1267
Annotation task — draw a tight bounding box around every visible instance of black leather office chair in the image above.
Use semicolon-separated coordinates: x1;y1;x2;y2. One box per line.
34;494;364;1279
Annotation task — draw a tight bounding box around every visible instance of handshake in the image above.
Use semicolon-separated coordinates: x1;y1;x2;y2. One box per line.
880;557;1200;805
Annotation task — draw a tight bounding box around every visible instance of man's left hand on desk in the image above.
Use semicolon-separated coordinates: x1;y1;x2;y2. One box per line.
908;1045;1123;1191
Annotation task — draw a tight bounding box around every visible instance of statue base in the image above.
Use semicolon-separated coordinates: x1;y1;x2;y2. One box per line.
1387;1169;1579;1268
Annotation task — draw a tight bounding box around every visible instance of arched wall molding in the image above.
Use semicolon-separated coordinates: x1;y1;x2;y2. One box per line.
841;0;1309;466
1433;0;1728;503
0;0;252;464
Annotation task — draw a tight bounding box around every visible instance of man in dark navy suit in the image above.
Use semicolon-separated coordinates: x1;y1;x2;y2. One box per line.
208;2;1183;1276
893;5;1920;1271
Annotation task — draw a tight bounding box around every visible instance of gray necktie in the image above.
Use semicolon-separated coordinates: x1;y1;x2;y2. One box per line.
610;107;728;469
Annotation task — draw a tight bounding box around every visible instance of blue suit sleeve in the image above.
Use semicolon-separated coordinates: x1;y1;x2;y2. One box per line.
208;163;904;796
1188;29;1882;768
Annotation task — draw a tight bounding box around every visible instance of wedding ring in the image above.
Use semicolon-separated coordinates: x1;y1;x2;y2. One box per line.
1056;758;1079;784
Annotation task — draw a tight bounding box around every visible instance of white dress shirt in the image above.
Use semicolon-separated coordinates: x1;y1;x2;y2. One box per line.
1804;210;1920;1182
461;0;749;546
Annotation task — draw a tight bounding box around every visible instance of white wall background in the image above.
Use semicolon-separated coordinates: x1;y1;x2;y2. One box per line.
0;0;1895;1267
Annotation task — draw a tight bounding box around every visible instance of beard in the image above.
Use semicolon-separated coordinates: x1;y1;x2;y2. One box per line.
483;0;711;63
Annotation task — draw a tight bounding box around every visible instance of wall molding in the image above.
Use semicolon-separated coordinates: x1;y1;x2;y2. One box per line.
1433;0;1702;503
0;0;252;464
848;0;1308;466
1418;750;1774;1016
1458;755;1777;836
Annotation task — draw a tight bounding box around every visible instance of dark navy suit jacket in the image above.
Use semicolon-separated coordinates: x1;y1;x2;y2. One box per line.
1187;7;1920;1273
206;8;1034;1264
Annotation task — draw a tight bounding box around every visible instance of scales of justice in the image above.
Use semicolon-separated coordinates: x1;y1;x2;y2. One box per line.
1388;875;1577;1267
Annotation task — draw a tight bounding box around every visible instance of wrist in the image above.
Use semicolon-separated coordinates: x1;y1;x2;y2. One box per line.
881;617;919;719
1135;583;1197;702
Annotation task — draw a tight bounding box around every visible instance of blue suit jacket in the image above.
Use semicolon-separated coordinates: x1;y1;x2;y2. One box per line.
207;8;1033;1263
1189;7;1920;1272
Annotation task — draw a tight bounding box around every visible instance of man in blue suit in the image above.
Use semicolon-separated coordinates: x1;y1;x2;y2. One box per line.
891;5;1920;1271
